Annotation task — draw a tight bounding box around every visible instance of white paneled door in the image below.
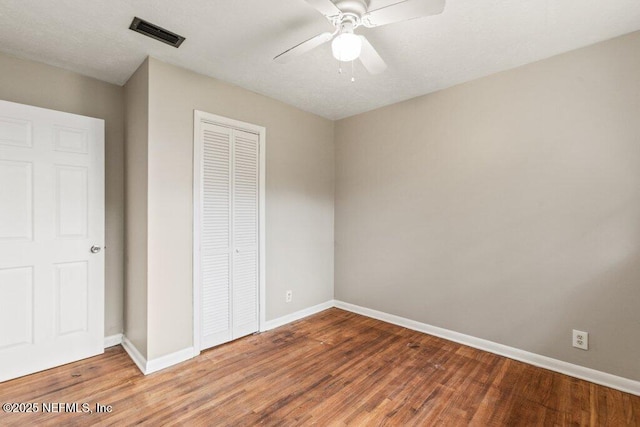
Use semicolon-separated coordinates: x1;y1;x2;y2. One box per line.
195;114;263;351
0;100;104;383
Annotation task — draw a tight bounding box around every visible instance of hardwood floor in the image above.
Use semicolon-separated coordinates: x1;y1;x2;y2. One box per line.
0;308;638;426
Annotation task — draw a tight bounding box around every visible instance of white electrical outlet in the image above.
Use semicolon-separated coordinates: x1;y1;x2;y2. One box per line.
285;290;292;303
573;329;588;350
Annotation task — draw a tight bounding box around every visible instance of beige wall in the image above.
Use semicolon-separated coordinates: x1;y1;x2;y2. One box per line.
123;59;149;356
0;52;125;337
145;58;335;359
335;32;640;381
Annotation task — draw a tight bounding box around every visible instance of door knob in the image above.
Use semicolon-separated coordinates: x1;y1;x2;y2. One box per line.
235;249;240;253
90;245;102;254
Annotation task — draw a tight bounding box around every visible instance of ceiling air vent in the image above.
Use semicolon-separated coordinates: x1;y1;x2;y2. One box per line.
129;17;185;48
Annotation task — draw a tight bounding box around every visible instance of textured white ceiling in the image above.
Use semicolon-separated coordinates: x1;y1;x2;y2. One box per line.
0;0;639;119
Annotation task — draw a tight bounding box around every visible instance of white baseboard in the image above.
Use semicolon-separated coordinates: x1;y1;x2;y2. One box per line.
262;300;335;331
334;300;640;396
104;333;123;348
145;347;196;375
121;335;196;375
121;336;147;374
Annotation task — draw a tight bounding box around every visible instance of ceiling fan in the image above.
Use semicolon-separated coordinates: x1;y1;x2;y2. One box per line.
274;0;446;75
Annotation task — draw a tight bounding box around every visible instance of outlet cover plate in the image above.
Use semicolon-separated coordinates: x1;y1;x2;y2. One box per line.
573;329;589;350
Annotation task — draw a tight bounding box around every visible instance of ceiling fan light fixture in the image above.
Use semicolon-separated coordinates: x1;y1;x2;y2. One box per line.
332;32;362;62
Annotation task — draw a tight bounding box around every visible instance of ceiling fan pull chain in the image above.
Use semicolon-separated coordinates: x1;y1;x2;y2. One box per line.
351;60;355;82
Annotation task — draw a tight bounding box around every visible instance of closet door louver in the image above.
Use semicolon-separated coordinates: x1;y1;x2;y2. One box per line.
200;123;259;350
232;130;259;338
201;123;232;348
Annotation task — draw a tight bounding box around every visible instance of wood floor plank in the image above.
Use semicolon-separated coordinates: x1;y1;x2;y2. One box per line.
0;308;638;426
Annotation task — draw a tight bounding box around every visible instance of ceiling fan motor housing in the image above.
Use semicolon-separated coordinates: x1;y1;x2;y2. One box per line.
334;0;369;19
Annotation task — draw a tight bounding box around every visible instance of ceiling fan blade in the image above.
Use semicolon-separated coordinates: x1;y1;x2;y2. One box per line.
274;32;334;63
305;0;342;17
362;0;445;27
358;36;387;75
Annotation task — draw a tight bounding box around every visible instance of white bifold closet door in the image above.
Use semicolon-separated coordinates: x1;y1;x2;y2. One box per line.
200;122;259;350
